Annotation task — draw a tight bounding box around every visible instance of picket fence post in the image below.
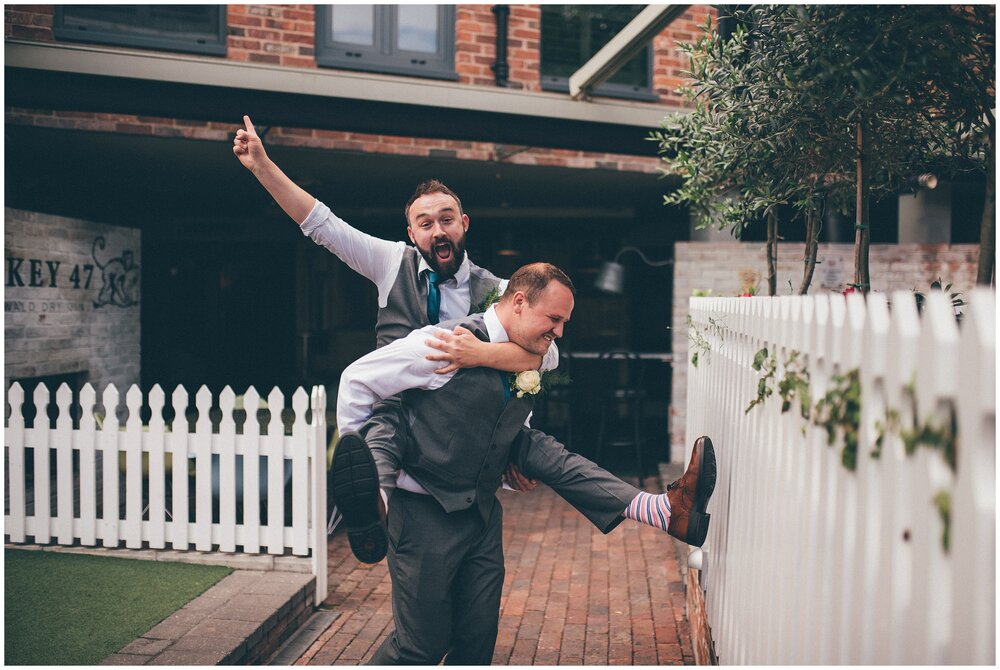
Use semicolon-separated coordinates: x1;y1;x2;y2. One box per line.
242;387;263;554
7;383;26;543
950;288;995;664
310;385;329;605
193;386;213;551
55;384;74;545
123;385;143;549
219;386;238;553
147;385;167;550
265;387;285;554
100;384;120;548
291;388;309;556
79;383;97;546
685;290;995;664
6;380;331;596
169;385;190;551
854;292;890;664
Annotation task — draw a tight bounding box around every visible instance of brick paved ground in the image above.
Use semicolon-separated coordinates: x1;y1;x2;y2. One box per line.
296;477;694;665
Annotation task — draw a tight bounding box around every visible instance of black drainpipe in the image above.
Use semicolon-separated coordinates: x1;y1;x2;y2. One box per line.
491;5;510;87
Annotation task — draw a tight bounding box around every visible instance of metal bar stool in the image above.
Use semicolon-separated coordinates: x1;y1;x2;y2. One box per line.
594;349;646;483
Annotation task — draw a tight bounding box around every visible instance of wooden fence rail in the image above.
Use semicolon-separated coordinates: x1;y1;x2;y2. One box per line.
5;383;329;606
685;289;994;664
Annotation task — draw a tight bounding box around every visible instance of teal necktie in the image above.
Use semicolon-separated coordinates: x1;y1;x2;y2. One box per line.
427;271;441;324
499;371;511;403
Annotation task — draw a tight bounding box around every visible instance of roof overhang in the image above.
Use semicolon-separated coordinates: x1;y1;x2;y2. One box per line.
569;5;690;100
6;40;685;156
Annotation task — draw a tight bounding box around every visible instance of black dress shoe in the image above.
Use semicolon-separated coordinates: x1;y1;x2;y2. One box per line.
330;432;387;563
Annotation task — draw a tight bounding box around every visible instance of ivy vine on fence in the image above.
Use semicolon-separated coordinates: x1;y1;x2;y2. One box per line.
744;346;957;552
686;314;726;368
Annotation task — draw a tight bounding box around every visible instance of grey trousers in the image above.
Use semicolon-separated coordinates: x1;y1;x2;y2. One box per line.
369;490;504;665
362;401;641;534
514;427;642;533
360;395;412;491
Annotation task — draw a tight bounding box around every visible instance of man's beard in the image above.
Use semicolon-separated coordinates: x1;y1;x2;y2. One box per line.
419;235;466;279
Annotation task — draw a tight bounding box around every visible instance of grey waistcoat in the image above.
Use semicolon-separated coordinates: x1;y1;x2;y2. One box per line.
375;247;501;348
400;313;535;521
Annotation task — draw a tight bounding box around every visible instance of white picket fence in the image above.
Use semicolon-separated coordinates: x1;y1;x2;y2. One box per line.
4;383;329;605
685;288;995;664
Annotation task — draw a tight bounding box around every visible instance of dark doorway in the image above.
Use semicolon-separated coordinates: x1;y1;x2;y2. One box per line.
141;233;297;394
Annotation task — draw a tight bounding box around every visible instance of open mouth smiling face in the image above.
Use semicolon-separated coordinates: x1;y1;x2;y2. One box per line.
433;240;456;266
407;192;469;278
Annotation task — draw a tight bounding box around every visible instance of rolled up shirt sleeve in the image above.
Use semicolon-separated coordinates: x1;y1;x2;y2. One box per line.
300;199;406;307
336;326;455;433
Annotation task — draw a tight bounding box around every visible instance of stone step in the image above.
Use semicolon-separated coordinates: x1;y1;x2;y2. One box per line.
101;569;315;666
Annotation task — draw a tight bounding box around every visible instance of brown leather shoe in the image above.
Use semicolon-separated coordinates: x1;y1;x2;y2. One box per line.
666;436;717;547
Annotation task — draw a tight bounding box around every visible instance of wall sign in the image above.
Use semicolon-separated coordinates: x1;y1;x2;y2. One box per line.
5;236;139;310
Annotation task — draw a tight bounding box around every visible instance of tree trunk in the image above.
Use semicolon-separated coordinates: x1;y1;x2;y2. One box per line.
976;125;995;286
800;207;820;295
766;209;778;295
854;119;871;292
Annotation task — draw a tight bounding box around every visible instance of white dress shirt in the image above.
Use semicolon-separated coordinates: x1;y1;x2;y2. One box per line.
338;306;532;495
337;304;513;433
300;198;557;369
301;199;486;319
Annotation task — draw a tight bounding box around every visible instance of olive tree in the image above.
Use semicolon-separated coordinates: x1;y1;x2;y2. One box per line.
655;6;994;293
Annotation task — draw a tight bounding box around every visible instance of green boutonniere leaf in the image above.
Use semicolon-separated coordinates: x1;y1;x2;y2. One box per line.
476;286;502;313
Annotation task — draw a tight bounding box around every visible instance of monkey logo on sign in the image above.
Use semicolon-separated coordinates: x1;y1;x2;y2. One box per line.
92;236;139;309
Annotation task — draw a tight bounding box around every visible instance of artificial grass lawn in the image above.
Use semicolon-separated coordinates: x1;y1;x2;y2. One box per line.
4;548;232;665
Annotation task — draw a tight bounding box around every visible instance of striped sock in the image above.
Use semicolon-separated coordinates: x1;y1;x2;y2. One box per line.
622;491;671;532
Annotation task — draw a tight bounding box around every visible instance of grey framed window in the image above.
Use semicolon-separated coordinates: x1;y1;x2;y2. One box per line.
53;5;227;56
541;5;655;101
316;5;457;81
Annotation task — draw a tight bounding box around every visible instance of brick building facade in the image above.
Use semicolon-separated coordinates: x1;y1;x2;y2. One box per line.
7;4;716;465
5;207;141;393
5;6;981;466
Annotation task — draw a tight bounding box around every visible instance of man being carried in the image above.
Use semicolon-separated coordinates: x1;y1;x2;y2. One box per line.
334;262;716;664
232;116;551;549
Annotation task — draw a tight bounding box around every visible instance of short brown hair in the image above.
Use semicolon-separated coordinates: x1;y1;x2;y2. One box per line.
404;179;464;223
501;263;576;304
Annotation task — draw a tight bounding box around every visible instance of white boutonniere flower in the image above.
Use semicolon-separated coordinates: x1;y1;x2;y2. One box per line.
510;370;542;398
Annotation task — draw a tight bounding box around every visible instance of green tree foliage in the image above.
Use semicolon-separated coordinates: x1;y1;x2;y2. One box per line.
654;6;994;292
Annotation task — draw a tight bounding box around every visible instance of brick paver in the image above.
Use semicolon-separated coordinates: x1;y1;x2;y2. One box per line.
100;569;315;666
297;475;694;665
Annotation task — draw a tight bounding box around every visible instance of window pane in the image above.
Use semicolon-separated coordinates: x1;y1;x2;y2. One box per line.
397;5;438;53
60;5;220;41
331;5;375;46
315;5;456;80
541;5;648;88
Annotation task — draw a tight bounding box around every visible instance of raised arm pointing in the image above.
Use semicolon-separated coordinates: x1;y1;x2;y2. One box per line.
233;115;315;225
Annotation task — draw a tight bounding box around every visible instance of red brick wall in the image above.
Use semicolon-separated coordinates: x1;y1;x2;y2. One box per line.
5;4;712;105
654;6;715;105
5;5;713;169
668;241;981;460
456;5;497;87
4;5;54;41
507;5;543;90
687;568;717;664
454;4;714;101
454;5;542;91
248;578;315;664
5;106;662;173
227;4;315;68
